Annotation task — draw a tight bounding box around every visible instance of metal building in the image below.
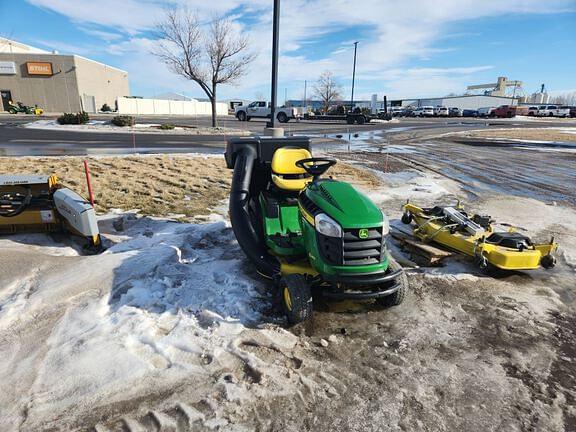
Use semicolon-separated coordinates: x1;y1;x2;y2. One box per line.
0;38;129;113
390;94;518;110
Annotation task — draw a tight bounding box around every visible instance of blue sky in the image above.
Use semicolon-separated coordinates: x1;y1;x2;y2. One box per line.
1;0;575;101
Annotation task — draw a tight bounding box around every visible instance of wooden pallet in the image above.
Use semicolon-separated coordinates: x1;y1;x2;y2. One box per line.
390;228;453;266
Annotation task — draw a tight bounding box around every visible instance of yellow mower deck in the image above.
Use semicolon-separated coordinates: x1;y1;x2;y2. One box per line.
402;203;557;271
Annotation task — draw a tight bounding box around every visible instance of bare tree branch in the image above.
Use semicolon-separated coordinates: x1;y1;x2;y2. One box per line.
153;8;255;127
549;92;576;105
313;71;342;113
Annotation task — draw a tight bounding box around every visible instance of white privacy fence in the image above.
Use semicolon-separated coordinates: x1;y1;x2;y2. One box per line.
117;97;228;116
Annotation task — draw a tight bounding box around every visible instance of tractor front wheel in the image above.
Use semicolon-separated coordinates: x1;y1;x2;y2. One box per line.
279;274;313;326
376;257;408;307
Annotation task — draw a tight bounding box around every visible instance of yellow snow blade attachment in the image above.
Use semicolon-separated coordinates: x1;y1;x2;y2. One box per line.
401;202;557;271
0;174;102;253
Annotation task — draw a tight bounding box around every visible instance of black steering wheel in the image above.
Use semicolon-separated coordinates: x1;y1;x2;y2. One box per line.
295;157;337;177
0;186;32;218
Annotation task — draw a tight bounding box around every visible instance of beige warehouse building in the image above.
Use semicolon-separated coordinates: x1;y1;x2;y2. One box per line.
0;38;129;113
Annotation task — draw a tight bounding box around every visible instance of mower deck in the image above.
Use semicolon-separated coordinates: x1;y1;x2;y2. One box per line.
402;202;557;271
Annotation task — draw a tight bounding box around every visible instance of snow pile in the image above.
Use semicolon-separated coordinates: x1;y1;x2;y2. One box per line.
21;119;250;136
0;215;303;430
367;170;461;206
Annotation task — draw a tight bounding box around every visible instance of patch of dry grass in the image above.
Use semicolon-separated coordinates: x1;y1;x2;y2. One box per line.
0;155;381;217
459;128;576;143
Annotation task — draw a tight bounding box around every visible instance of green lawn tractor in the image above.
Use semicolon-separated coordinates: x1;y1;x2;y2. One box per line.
225;137;408;325
7;101;43;115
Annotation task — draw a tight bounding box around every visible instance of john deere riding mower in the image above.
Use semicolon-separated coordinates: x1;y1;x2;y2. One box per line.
7;101;43;115
225;137;408;325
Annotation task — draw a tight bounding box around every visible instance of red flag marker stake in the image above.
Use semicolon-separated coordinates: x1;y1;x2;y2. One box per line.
84;160;95;207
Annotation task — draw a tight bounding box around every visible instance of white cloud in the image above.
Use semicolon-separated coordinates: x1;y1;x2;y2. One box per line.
25;0;576;99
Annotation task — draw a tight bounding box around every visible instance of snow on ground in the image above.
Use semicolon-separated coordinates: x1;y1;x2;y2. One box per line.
366;169;462;207
21;119;250;135
0;214;302;431
1;164;575;431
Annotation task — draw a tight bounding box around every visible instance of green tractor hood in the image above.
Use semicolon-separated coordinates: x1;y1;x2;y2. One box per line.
305;180;383;229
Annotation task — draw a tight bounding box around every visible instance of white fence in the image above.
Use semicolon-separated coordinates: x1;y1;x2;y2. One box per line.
117;97;228;116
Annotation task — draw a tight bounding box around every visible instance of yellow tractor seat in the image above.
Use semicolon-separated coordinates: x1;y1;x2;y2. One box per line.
271;147;313;191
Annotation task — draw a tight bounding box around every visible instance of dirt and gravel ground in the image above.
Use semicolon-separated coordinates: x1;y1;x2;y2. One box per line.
1;137;575;431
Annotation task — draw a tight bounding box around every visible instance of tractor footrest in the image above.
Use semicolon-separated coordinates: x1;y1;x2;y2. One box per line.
322;280;401;300
322;267;404;287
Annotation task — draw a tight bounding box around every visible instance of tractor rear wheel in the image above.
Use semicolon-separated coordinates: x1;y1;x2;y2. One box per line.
376;257;408;307
279;274;313;326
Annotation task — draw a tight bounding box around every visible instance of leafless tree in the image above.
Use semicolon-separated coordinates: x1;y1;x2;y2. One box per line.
154;8;255;127
550;92;576;105
313;71;342;113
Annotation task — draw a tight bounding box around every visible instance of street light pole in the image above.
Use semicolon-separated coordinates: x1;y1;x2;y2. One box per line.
268;0;281;128
350;41;358;112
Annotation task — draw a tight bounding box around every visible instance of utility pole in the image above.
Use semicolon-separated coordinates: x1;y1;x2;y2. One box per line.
350;41;358;112
267;0;281;129
303;80;307;109
284;87;287;105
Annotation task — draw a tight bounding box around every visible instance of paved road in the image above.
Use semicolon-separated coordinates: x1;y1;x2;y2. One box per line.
1;114;573;156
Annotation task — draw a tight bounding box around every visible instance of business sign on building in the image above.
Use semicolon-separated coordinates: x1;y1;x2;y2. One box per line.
26;62;53;76
0;61;17;75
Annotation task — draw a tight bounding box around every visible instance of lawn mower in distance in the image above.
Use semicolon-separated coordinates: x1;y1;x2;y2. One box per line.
225;137;408;325
0;174;102;252
7;101;43;115
401;201;557;271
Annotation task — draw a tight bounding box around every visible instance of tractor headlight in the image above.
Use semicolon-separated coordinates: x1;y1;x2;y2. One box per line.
381;211;390;236
315;213;342;238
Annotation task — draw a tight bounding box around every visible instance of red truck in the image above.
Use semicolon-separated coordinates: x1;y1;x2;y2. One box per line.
491;105;528;118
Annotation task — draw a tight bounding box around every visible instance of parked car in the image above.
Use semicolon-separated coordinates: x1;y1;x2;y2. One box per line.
537;105;556;117
434;106;449;117
462;109;478;117
382;107;403;117
537;105;569;117
557;106;571;118
527;106;540;116
413;106;435;117
477;107;495;118
449;107;463;117
569;106;576;118
491;105;528;118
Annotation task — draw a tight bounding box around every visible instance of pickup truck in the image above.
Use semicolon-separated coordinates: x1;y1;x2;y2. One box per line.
477;107;495;118
491;105;528;118
235;101;300;123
